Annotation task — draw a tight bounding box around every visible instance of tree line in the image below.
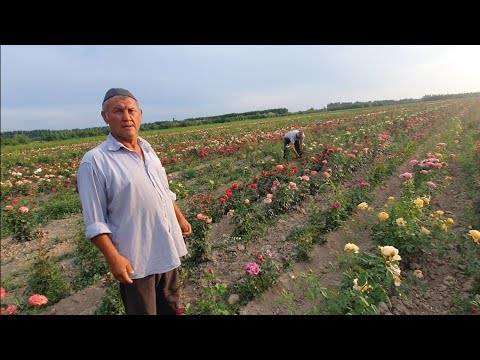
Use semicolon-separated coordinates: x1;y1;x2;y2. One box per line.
2;91;479;145
1;108;288;145
325;91;480;112
325;98;417;111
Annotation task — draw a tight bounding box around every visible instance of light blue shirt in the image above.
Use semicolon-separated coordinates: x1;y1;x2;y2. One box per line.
285;130;300;143
77;133;187;279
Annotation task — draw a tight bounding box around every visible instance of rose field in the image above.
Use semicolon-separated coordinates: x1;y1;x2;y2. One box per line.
1;97;479;315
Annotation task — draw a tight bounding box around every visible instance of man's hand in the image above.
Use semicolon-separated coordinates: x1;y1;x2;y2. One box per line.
109;255;134;284
173;202;192;236
92;234;134;284
179;218;192;236
292;145;300;158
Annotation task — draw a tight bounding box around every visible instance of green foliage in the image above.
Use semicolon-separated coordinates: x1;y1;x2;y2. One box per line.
452;270;480;315
25;236;70;304
454;123;480;228
371;196;433;257
171;181;191;200
73;230;110;289
421;92;480;102
370;176;458;260
311;249;400;315
0;133;32;146
316;178;350;232
94;281;126;315
276;288;298;315
182;168;198;179
288;225;316;262
2;206;41;242
230;204;270;242
234;252;280;303
367;161;390;186
326;98;422;112
35;191;82;223
456;231;480;276
184;270;232;315
1;269;29;291
184;214;213;266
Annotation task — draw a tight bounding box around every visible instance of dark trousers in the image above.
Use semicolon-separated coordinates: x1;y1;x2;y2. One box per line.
283;138;303;159
119;268;180;315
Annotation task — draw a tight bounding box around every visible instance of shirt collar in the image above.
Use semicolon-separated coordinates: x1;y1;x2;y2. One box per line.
106;133;151;153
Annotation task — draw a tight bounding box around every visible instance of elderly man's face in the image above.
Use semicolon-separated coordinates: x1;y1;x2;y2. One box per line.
102;96;143;145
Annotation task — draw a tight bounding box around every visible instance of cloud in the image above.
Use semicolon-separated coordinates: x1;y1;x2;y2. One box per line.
2;45;479;132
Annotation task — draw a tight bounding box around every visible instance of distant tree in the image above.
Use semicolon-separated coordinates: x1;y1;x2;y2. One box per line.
13;133;31;144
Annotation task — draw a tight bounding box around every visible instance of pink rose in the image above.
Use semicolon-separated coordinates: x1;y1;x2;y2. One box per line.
28;294;49;306
426;181;437;189
6;305;17;315
176;307;185;315
244;262;261;275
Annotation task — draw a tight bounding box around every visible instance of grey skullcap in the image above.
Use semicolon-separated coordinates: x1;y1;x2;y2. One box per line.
102;88;137;104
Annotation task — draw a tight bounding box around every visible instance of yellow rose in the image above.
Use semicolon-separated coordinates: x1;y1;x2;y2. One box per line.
414;269;424;279
414;198;424;208
357;202;368;210
379;245;401;261
469;230;480;243
378;212;389;220
344;243;360;253
420;227;431;235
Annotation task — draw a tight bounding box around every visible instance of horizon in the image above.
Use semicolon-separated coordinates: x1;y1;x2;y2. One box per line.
1;93;473;135
2;45;480;132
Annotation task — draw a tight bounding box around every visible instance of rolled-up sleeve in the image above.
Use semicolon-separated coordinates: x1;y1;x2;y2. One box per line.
168;188;177;202
77;160;112;240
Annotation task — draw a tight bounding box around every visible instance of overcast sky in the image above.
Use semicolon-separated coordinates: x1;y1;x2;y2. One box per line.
1;45;479;132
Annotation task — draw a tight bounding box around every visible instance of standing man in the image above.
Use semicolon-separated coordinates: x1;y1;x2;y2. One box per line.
283;129;305;159
77;88;192;315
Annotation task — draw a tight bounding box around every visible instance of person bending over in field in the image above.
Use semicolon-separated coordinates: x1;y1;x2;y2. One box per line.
283;129;305;160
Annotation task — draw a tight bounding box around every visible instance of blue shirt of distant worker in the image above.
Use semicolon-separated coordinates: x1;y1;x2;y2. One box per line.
283;129;305;159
